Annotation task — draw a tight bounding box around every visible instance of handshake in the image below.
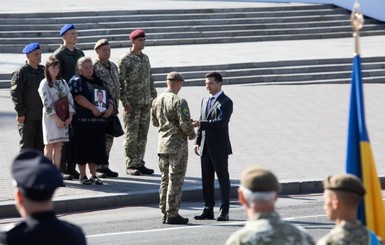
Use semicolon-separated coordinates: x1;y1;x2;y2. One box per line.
191;119;200;128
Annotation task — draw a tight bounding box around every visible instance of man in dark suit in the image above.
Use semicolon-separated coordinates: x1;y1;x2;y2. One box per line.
192;72;233;221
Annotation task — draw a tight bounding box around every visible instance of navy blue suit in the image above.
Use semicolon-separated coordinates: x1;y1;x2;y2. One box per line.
196;92;233;212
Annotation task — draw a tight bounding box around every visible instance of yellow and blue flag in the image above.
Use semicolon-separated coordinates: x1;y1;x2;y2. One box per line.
346;55;385;239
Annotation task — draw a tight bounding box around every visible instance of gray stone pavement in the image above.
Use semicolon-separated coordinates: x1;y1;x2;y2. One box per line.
1;0;385;218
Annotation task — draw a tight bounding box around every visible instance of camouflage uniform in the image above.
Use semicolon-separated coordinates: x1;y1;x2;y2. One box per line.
93;59;120;169
225;211;315;245
151;88;196;218
118;49;157;169
317;220;383;245
10;62;45;152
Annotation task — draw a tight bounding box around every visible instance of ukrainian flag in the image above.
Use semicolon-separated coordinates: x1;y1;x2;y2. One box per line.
346;55;385;239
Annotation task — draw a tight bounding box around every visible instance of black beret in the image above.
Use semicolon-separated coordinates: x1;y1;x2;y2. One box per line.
323;174;366;196
241;166;281;193
129;29;145;40
12;150;63;201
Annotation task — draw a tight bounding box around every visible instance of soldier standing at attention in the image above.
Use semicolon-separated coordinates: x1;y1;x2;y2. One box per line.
118;29;157;176
0;150;86;245
151;72;196;225
52;24;85;181
10;43;45;152
225;166;315;245
317;174;383;245
93;39;119;178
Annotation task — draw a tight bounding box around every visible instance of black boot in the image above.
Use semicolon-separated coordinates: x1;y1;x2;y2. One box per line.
166;215;189;225
217;207;229;221
194;207;214;220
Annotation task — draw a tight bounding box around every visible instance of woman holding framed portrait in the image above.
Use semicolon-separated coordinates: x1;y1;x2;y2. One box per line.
67;57;113;185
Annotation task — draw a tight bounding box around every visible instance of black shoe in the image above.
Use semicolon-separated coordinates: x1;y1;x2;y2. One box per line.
68;170;80;180
137;166;154;175
166;215;189;225
194;208;214;220
104;168;119;177
126;168;141;175
217;212;229;221
90;176;103;185
162;215;167;224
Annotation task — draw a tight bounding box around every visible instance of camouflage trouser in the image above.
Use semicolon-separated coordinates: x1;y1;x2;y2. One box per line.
123;104;151;168
158;149;188;218
98;134;114;170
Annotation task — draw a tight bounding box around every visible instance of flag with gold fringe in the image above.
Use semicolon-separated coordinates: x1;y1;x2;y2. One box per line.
345;54;385;240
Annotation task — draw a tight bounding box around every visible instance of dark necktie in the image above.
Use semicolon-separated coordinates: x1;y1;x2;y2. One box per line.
206;97;215;116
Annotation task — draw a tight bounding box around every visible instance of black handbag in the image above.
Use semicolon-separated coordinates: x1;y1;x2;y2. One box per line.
106;116;124;137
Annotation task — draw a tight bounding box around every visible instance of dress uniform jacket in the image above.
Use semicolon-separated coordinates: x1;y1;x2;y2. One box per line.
0;211;86;245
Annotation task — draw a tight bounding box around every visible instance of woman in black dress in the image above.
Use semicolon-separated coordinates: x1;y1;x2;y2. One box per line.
68;57;113;185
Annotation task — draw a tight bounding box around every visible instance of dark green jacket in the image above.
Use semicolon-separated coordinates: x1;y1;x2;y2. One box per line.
10;62;44;120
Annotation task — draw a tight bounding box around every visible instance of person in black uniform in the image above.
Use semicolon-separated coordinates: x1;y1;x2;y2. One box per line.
10;43;45;152
0;150;86;245
52;24;85;181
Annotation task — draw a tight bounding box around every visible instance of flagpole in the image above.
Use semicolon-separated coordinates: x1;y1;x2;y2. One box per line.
351;0;364;55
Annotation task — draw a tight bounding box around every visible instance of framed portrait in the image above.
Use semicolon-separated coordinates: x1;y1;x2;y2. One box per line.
93;87;107;113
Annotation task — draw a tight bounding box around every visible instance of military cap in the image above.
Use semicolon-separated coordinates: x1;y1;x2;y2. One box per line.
22;43;40;54
11;150;63;201
240;166;281;192
323;174;365;196
60;24;75;36
167;71;184;82
94;38;109;50
129;29;145;40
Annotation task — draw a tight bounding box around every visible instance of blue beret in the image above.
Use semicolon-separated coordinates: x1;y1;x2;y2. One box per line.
12;150;63;201
22;42;40;54
60;24;75;36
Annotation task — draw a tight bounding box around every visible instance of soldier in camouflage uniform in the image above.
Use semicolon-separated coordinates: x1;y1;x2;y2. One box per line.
151;72;196;225
118;29;157;176
93;39;120;178
226;166;315;245
317;174;383;245
10;43;45;152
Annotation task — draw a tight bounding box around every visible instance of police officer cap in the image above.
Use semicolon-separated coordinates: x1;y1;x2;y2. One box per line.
22;43;40;54
323;174;366;196
167;71;184;82
94;39;109;50
129;29;145;40
60;24;75;36
241;166;281;192
11;150;63;201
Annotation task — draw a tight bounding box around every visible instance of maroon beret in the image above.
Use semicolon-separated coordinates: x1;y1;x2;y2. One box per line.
130;29;145;40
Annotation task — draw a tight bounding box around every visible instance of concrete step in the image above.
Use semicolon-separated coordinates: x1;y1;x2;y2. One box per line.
1;57;384;89
0;4;384;53
0;4;342;18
